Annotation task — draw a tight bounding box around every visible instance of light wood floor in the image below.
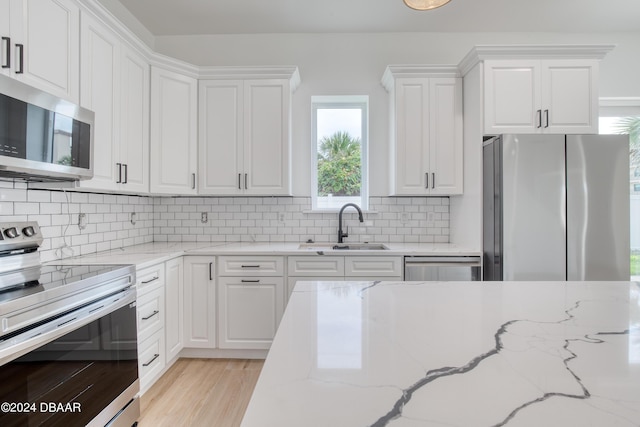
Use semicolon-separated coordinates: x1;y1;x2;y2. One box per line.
139;358;264;427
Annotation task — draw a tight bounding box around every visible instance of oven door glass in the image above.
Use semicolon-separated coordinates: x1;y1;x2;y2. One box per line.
0;302;138;426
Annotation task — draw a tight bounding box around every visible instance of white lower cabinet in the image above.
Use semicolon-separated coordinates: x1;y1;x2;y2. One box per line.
217;277;284;350
217;256;285;350
183;256;216;348
137;286;164;339
286;256;403;303
138;329;165;393
165;257;184;362
135;263;166;393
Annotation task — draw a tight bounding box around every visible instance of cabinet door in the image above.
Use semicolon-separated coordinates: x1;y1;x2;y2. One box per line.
243;79;291;195
429;78;463;195
541;60;598;134
150;67;198;194
119;44;150;192
391;78;429;195
20;0;79;102
198;80;243;195
78;12;120;192
218;276;284;350
165;257;183;361
183;256;216;348
484;60;541;133
0;0;23;78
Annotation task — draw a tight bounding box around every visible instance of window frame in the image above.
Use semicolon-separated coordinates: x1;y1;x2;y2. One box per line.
311;95;369;211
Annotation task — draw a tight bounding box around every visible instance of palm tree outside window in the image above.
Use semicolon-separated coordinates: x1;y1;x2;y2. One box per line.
311;96;369;210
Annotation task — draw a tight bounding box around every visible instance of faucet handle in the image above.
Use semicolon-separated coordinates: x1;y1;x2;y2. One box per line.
341;226;348;239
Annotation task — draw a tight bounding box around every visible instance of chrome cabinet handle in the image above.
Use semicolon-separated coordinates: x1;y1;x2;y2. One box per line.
123;164;128;184
544;109;549;128
141;276;159;284
425;173;429;189
244;173;248;190
238;173;242;190
209;262;213;280
241;265;260;268
142;310;159;320
432;173;435;189
1;37;10;68
191;173;196;190
536;109;542;128
15;43;23;74
143;354;160;367
241;279;260;283
116;163;122;183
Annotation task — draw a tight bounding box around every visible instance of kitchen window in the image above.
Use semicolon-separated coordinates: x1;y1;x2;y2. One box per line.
311;96;369;210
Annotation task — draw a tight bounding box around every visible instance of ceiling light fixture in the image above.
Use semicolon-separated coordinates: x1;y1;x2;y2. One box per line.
403;0;452;11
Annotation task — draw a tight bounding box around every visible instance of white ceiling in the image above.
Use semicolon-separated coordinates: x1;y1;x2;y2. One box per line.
110;0;640;36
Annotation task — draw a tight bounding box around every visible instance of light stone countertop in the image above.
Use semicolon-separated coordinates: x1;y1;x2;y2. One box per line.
47;241;481;270
241;280;640;427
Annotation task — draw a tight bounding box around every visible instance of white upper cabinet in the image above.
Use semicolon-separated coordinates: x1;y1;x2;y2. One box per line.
484;59;599;134
79;12;120;192
458;45;616;135
198;67;299;196
199;79;243;194
118;43;150;193
383;66;463;196
0;0;80;102
150;66;198;194
78;12;149;193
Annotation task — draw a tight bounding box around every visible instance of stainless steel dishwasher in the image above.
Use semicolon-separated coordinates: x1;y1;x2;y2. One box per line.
404;256;482;281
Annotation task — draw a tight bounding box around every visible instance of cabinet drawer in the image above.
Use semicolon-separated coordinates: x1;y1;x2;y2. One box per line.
138;329;166;392
218;256;284;276
287;256;344;276
345;256;403;277
136;263;165;295
137;286;164;340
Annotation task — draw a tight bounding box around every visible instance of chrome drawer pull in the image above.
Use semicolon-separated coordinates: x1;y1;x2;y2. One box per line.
143;354;160;367
240;265;260;268
141;276;159;284
142;310;159;320
241;279;260;283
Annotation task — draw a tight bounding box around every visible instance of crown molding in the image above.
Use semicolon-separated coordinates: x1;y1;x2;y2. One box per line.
199;66;301;91
458;44;616;76
381;65;460;92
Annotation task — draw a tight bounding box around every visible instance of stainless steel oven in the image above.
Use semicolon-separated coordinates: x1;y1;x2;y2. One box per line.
0;222;139;427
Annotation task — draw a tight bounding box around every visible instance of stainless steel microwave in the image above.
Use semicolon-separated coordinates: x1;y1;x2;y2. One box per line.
0;74;94;182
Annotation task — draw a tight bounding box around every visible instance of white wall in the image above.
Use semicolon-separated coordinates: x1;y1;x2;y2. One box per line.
154;32;640;198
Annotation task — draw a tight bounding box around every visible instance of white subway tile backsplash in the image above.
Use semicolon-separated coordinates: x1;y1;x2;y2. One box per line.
1;190;449;256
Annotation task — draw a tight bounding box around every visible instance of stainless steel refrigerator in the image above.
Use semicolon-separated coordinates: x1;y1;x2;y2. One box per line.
483;134;630;281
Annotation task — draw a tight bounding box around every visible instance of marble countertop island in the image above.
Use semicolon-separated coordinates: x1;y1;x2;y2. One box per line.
241;280;640;426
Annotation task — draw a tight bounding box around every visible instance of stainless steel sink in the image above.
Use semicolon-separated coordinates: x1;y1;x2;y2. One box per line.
298;243;389;251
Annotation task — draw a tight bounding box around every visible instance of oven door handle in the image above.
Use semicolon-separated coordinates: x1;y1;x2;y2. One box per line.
0;287;136;366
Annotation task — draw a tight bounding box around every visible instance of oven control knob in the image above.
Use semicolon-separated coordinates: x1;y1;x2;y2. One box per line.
4;227;19;239
22;226;36;237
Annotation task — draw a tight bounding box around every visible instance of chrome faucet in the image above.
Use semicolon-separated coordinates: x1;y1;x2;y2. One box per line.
337;203;364;243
